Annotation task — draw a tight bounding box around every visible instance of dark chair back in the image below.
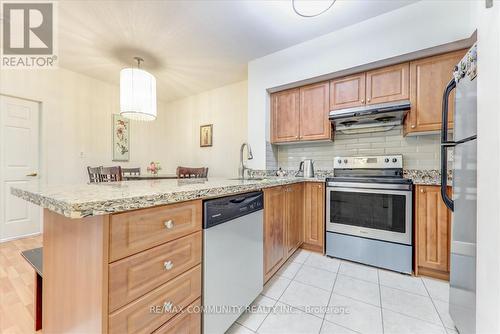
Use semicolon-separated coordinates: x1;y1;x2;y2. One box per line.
100;166;123;182
87;166;102;183
122;167;141;176
176;166;208;178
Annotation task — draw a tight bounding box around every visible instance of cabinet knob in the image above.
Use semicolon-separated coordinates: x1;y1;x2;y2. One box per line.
164;220;174;229
163;301;174;312
367;98;371;102
163;260;174;271
420;189;424;193
411;125;416;129
361;99;365;103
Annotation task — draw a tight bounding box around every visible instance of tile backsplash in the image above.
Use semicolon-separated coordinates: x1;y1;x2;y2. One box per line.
269;126;443;170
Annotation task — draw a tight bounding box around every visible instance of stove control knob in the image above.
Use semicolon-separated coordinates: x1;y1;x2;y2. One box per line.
392;158;398;163
384;158;390;163
337;159;342;164
344;159;348;164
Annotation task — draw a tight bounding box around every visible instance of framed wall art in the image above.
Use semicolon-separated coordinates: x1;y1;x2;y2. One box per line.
200;124;213;147
112;114;130;161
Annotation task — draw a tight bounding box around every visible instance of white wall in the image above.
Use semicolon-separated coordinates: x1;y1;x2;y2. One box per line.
476;1;500;333
161;81;248;178
247;0;477;169
0;67;247;184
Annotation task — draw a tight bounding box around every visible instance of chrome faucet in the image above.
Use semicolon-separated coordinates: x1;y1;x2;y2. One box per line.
238;143;253;178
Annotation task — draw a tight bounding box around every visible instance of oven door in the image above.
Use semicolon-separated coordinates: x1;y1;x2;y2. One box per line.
326;182;412;245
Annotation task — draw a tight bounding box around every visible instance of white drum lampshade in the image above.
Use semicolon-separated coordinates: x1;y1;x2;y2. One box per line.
120;58;157;121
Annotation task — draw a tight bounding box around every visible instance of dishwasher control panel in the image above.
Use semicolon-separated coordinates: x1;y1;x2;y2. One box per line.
203;191;263;229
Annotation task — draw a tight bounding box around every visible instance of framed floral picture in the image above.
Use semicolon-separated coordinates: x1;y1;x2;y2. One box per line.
112;114;130;161
200;124;213;147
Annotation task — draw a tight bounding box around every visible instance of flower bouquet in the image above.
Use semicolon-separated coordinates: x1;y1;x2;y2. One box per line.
147;161;162;175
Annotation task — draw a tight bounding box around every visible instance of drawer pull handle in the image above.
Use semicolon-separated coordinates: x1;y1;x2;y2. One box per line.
163;301;173;312
163;261;173;270
163;220;174;229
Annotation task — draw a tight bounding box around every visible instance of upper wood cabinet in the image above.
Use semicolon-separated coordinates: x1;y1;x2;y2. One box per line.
285;183;304;257
366;63;409;105
404;50;466;135
271;89;300;143
329;73;366;110
271;83;331;144
415;185;452;280
303;182;325;253
263;186;286;282
299;82;331;141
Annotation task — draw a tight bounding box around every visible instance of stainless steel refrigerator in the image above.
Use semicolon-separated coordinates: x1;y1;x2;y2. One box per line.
441;43;477;334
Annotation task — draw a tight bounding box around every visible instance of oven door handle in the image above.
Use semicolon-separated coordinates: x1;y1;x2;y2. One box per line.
327;186;412;195
326;182;411;191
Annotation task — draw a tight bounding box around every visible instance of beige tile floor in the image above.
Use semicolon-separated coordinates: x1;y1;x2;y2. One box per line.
228;249;457;334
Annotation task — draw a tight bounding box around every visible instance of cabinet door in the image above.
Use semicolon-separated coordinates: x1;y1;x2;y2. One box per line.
285;183;304;257
415;185;452;280
303;182;325;253
405;50;466;134
329;73;366;110
271;89;300;143
299;82;331;141
366;63;409;105
263;186;286;282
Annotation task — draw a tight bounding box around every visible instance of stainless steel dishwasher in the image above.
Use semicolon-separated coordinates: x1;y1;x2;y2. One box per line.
203;191;263;334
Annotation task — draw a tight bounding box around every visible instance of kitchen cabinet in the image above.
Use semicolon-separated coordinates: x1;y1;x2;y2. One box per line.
303;182;325;253
414;185;452;280
285;183;304;257
299;82;331;141
264;183;306;282
329;73;366;110
404;50;466;135
365;62;409;105
263;186;287;282
329;63;409;111
271;83;332;144
271;89;300;143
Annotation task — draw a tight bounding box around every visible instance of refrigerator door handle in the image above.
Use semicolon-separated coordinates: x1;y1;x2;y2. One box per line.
440;78;456;211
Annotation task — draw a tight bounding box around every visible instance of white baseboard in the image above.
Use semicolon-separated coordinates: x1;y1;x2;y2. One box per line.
0;232;42;243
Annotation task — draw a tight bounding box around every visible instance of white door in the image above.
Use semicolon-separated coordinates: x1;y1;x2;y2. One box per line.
0;95;40;242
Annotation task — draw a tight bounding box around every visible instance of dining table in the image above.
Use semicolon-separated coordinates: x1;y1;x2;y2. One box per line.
122;174;179;181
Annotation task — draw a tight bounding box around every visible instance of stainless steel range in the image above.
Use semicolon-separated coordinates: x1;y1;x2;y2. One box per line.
325;155;413;274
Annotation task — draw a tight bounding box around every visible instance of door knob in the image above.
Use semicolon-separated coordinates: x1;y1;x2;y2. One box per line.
26;172;38;177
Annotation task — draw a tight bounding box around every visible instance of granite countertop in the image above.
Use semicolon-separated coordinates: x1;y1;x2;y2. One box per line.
11;177;325;219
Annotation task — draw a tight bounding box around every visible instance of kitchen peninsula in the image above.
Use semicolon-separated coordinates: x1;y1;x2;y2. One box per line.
11;177;321;333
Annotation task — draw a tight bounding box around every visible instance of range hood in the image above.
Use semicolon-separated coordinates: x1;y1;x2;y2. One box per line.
329;100;410;131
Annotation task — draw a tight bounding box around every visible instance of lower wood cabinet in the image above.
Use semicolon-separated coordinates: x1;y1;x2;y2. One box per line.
414;185;452;280
264;182;325;282
286;183;304;256
302;182;325;253
263;184;305;282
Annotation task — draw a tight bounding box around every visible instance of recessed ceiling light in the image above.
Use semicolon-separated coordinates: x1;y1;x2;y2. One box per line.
292;0;336;18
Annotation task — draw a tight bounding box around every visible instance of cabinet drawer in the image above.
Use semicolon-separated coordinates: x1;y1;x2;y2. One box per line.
109;232;202;312
153;299;201;334
109;265;201;334
110;200;202;261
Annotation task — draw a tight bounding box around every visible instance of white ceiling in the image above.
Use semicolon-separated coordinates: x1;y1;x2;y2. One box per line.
58;0;418;102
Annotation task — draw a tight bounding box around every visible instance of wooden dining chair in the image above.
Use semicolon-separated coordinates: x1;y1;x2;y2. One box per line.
122;167;141;177
100;166;123;182
87;166;102;183
176;166;208;178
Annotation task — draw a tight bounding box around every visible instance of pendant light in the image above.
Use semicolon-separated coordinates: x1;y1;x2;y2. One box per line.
120;57;157;121
292;0;335;18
